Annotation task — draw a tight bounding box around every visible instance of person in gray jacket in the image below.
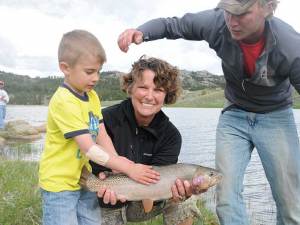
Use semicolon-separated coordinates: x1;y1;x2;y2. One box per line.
117;0;300;224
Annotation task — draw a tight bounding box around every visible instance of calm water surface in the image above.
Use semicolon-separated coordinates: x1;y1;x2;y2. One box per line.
2;105;300;225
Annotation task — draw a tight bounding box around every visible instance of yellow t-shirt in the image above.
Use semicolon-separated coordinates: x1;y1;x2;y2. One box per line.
39;85;102;192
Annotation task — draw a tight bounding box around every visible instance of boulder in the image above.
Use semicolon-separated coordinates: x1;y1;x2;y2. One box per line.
0;120;42;140
33;124;46;133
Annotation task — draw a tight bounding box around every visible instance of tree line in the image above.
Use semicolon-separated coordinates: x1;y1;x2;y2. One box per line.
0;70;225;105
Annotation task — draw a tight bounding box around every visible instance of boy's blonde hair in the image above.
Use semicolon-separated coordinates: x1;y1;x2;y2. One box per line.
58;29;106;67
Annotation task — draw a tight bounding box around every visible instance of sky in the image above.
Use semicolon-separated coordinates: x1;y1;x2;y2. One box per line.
0;0;299;77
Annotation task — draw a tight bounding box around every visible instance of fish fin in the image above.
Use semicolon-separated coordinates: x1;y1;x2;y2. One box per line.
79;166;90;189
142;199;154;213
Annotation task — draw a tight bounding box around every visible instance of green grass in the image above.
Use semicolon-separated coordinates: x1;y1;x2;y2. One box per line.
101;89;226;109
96;88;300;109
172;88;225;108
171;88;300;109
0;160;219;225
292;91;300;109
0;161;42;225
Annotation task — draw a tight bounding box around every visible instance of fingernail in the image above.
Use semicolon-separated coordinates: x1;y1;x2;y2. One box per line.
184;180;190;187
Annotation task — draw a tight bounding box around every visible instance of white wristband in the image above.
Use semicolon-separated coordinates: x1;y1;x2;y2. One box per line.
85;145;110;166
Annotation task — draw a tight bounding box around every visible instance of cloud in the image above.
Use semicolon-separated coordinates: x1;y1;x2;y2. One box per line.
16;55;59;76
0;0;72;17
0;0;298;77
0;36;17;67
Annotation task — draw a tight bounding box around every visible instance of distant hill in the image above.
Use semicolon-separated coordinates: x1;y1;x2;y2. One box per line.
0;70;225;106
181;70;225;90
2;70;300;108
0;71;128;105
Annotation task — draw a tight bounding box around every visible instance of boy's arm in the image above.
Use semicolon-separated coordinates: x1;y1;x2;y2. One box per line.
74;133;124;169
74;134;160;185
96;122;118;156
91;122;116;175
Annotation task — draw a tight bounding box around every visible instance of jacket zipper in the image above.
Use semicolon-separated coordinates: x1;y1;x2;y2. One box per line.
242;79;246;92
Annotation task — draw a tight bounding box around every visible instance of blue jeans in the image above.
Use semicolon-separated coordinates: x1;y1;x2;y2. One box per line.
41;189;101;225
216;107;300;225
0;105;6;128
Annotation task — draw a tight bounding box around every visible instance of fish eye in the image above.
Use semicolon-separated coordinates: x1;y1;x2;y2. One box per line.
209;171;215;177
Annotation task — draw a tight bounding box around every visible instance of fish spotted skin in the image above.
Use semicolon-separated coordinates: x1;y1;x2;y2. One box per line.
80;163;222;201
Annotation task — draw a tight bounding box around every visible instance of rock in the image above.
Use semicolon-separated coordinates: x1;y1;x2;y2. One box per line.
5;120;39;135
33;124;46;133
0;120;42;140
12;134;42;140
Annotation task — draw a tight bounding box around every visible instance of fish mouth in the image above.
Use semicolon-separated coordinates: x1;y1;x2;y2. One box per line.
210;173;223;186
192;171;222;189
208;170;222;185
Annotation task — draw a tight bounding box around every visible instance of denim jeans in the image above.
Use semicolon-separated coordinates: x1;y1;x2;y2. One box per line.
41;189;101;225
216;107;300;225
0;105;6;128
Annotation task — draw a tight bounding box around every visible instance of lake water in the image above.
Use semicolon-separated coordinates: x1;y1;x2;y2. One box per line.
2;105;300;225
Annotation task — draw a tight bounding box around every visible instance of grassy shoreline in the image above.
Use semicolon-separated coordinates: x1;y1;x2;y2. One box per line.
0;160;42;225
0;160;219;225
102;89;300;109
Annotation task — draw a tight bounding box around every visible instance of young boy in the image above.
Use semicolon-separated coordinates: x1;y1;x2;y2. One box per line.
39;30;159;225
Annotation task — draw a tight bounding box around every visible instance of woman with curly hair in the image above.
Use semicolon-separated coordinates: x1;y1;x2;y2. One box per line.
91;56;202;225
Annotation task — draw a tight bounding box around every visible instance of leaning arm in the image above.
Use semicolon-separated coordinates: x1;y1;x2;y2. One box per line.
137;9;224;44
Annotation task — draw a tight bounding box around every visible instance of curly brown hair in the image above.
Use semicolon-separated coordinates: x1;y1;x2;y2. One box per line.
121;55;182;105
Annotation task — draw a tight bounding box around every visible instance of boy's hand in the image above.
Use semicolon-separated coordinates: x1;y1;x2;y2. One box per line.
126;163;160;185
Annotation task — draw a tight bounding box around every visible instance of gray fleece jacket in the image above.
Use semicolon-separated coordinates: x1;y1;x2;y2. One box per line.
138;9;300;113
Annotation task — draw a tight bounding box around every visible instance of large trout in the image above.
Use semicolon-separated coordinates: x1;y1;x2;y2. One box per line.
79;163;222;201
